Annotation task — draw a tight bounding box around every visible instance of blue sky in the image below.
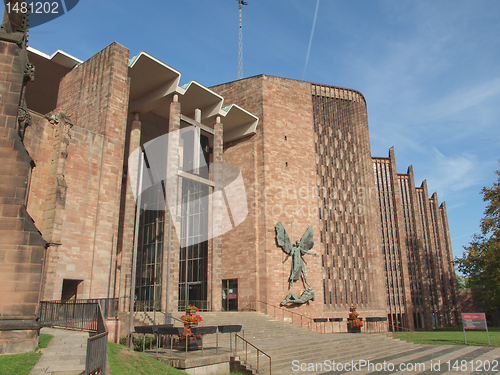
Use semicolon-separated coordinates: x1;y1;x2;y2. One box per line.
28;0;500;262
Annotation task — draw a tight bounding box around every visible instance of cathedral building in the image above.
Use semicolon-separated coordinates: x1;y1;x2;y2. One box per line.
0;33;459;352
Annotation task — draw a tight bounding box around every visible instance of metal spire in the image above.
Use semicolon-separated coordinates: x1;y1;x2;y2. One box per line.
237;0;248;80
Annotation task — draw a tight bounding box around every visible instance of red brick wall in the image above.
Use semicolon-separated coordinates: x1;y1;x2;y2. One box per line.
219;136;260;309
23;112;54;228
212;76;390;323
0;35;45;353
312;85;386;319
213;77;264;310
459;288;486;312
24;43;131;300
260;76;324;315
213;76;325;318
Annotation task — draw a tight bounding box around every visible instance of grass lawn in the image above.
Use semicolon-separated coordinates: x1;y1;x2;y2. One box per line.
393;327;500;346
0;333;53;375
108;341;188;375
108;341;249;375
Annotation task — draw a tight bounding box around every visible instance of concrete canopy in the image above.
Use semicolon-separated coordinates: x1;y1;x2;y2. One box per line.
25;46;258;143
128;52;258;143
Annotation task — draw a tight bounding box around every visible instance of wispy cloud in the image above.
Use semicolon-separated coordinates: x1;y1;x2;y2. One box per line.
302;0;320;79
424;149;482;200
451;231;481;241
426;78;500;121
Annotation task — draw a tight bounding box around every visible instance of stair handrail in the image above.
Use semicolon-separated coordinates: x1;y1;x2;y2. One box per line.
141;311;184;327
171;315;184;326
38;300;108;375
248;300;316;332
235;333;272;375
391;324;422;345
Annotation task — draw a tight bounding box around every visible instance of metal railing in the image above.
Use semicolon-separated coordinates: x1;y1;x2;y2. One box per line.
177;300;211;312
86;298;118;319
38;300;108;375
39;301;99;331
39;298;118;321
171;315;184;326
249;300;316;332
235;333;272;375
85;303;108;375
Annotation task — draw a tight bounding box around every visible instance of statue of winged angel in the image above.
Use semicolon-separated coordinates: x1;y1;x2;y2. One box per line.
276;222;316;288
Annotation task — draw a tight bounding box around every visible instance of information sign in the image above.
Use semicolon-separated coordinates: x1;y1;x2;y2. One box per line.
461;313;490;345
462;313;487;330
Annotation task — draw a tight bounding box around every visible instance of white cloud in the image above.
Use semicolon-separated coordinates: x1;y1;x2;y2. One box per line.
425;78;500;121
424;150;481;200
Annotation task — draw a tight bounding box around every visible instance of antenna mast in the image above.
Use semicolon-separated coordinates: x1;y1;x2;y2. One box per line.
237;0;248;79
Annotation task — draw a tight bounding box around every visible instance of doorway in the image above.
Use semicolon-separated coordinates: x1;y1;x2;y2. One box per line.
61;279;82;301
222;279;238;311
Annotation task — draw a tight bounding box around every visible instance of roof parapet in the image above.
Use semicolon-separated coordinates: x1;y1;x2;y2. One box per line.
27;46;82;69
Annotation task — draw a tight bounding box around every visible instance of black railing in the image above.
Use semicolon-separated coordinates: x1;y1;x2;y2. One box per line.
235;333;272;375
76;298;118;319
86;303;108;375
39;301;99;331
177;300;211;312
38;298;118;326
248;300;316;332
38;300;109;375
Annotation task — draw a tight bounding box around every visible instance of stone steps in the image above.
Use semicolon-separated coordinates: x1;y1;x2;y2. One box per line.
245;340;417;375
139;311;416;374
226;332;416;374
137;311;500;375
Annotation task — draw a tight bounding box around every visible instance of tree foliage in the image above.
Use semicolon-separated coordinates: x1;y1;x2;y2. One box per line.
456;165;500;312
456;275;468;289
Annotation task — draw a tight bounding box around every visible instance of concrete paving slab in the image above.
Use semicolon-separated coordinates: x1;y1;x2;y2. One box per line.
30;327;88;375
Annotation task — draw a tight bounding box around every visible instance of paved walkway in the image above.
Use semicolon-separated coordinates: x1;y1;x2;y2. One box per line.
30;327;88;375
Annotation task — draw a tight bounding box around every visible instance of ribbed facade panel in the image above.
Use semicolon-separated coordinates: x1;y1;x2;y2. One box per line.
214;75;458;328
311;84;385;313
373;158;407;329
372;153;460;329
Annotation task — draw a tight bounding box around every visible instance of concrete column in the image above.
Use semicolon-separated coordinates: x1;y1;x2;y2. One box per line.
211;117;223;312
389;148;415;330
431;193;452;324
440;202;459;325
118;114;141;312
421;181;445;326
407;168;433;330
163;96;181;314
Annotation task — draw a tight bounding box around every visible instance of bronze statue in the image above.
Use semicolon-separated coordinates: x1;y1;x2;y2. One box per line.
276;221;316;288
281;287;315;305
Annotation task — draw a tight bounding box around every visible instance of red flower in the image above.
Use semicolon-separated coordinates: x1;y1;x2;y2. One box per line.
347;305;363;329
179;305;204;339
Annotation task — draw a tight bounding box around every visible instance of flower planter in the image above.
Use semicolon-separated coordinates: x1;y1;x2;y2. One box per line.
347;305;363;333
347;316;362;332
178;305;204;350
178;337;202;350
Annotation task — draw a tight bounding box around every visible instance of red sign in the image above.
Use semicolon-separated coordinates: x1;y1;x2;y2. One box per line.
462;313;487;330
462;313;485;320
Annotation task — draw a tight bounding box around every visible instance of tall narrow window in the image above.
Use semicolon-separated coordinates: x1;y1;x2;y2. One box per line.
178;180;209;311
135;183;165;311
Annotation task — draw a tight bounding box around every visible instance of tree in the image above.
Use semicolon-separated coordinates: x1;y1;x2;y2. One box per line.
456;164;500;312
455;275;469;289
